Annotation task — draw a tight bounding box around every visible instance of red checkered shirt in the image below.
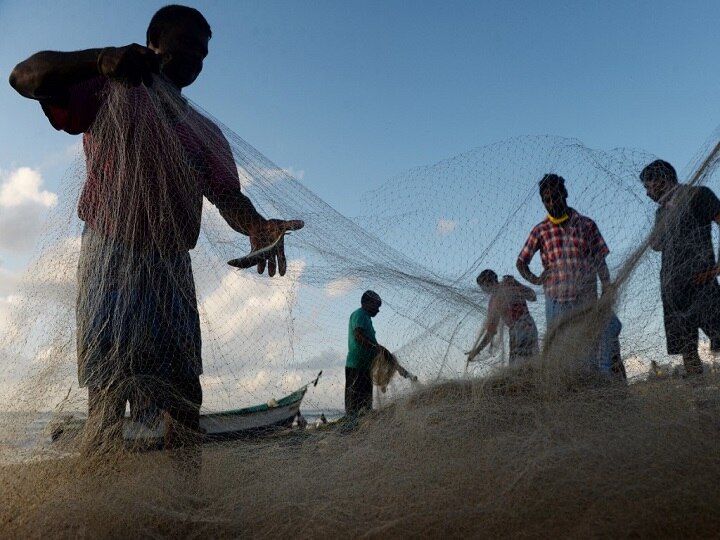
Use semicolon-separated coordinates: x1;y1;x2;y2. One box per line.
518;209;609;302
41;77;246;252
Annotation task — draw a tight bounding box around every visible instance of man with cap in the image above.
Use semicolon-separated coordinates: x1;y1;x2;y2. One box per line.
640;159;720;375
345;290;386;416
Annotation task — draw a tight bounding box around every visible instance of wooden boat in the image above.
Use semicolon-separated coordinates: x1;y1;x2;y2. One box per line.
51;372;321;448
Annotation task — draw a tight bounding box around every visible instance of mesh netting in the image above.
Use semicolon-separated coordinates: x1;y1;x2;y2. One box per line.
2;79;720;537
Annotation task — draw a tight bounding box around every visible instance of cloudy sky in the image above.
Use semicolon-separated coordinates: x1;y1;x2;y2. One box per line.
2;1;720;410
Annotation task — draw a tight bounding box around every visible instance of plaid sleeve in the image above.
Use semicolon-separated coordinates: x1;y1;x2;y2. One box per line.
587;219;610;258
518;225;541;264
40;77;106;135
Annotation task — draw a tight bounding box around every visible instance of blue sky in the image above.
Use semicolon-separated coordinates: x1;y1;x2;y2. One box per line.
2;0;720;217
1;1;720;403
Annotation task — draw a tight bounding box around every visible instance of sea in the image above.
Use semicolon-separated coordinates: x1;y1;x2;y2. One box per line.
0;408;344;465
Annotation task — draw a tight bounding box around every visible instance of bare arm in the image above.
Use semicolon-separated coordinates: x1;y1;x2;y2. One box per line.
519;283;537;302
467;298;500;361
648;208;666;252
10;49;100;100
503;276;536;302
9;45;159;102
597;258;611;296
217;197;267;237
354;327;380;352
516;259;544;286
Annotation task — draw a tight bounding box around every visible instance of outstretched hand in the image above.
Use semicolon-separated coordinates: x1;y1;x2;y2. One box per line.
97;44;160;87
241;218;305;277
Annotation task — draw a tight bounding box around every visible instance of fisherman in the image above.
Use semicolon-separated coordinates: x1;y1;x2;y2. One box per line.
345;290;387;416
640;159;720;376
516;174;622;375
466;270;539;366
9;5;304;450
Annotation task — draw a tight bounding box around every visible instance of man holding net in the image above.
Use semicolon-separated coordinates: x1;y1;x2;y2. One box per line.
641;159;720;376
345;290;417;417
516;174;622;375
9;5;304;449
466;270;539;366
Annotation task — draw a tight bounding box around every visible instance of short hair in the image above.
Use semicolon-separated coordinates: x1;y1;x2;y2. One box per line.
538;173;568;198
361;290;382;305
147;5;212;47
640;159;678;185
476;269;497;286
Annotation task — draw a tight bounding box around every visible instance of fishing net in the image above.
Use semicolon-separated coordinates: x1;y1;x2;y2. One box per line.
2;77;720;537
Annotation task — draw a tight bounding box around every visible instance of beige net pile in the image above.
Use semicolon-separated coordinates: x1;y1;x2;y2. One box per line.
1;79;720;537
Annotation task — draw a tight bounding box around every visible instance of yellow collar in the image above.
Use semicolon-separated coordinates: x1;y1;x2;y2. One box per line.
547;213;570;225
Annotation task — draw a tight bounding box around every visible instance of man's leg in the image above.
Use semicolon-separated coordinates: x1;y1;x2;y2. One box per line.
597;315;622;377
664;304;702;376
682;350;704;376
164;374;202;449
357;368;373;412
85;380;127;452
697;286;720;373
157;374;203;487
345;367;361;416
508;316;538;366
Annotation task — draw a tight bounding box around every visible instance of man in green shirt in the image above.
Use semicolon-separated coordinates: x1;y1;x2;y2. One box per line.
345;290;385;415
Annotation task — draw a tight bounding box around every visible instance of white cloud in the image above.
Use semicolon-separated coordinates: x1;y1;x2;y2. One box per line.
25;236;81;287
0;167;57;208
325;277;358;297
198;260;304;364
436;218;458;236
0;267;21;298
282;166;305;181
0;168;59;253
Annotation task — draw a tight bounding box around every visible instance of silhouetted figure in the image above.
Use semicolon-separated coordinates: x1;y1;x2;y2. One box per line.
517;174;622;375
640;159;720;376
466;270;538;366
9;5;303;450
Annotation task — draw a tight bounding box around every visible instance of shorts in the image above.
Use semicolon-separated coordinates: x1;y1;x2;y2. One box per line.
508;314;539;364
662;281;720;355
345;367;373;415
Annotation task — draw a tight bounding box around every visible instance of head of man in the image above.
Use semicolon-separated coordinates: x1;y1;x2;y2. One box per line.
361;290;382;317
640;159;678;203
538;174;569;219
476;269;498;294
147;5;211;89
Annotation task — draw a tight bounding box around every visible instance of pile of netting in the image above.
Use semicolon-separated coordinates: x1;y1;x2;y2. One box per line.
1;79;720;537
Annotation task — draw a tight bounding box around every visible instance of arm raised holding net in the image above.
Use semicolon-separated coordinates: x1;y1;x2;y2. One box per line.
8;5;305;452
9;44;160;103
